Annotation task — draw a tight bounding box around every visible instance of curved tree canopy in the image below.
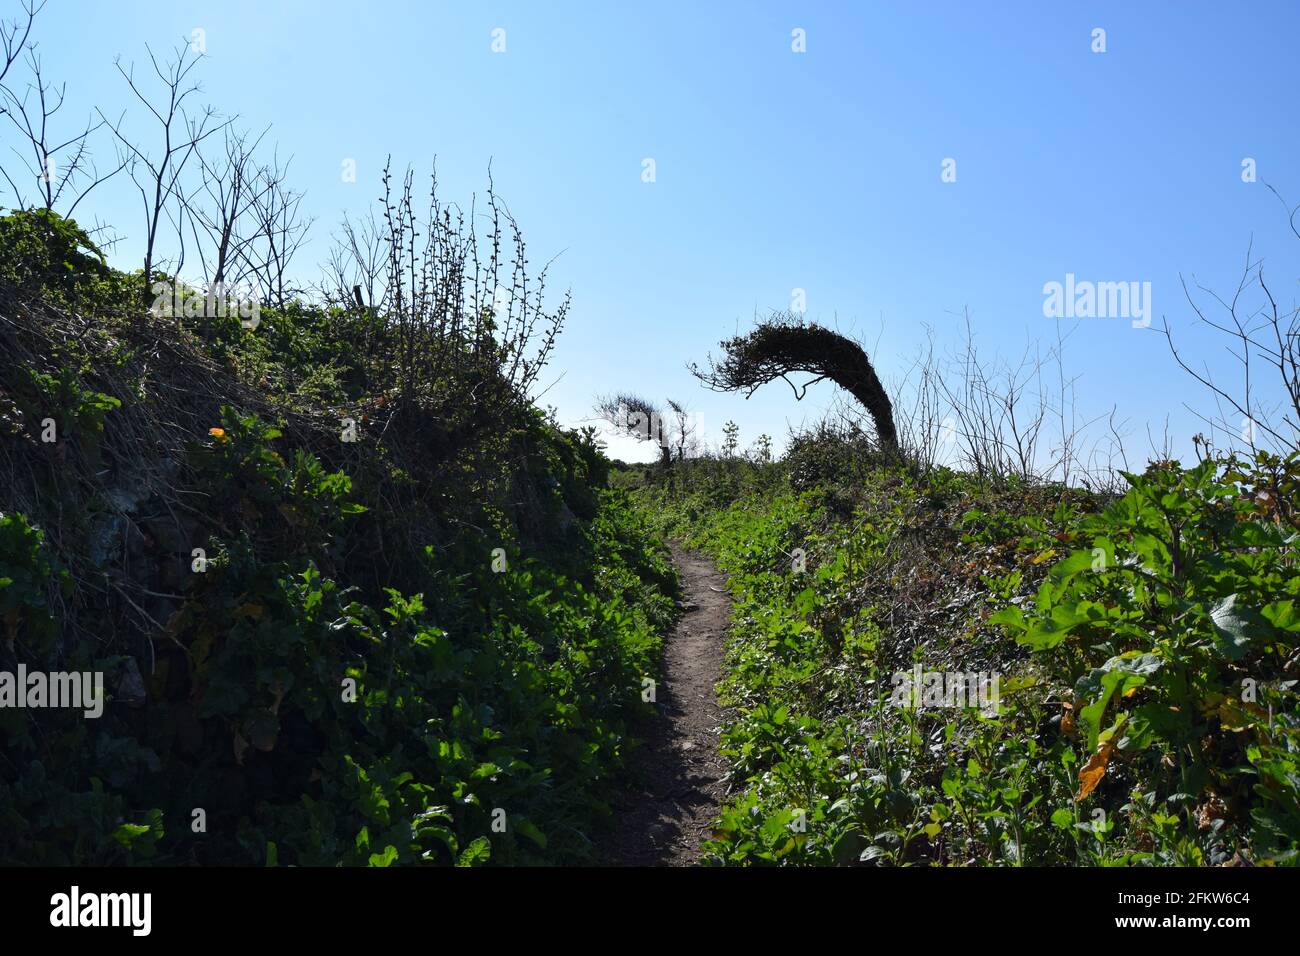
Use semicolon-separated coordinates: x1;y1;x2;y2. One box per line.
594;391;671;465
690;312;898;451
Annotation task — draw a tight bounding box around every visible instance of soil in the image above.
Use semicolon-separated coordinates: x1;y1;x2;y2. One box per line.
598;544;731;866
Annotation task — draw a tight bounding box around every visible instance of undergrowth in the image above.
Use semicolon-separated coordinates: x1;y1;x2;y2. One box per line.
0;207;679;866
634;442;1300;866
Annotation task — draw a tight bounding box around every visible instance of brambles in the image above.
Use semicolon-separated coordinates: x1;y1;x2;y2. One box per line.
327;161;567;424
0;330;678;865
0;180;674;864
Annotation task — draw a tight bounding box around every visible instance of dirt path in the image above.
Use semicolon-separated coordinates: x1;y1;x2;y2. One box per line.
599;544;730;866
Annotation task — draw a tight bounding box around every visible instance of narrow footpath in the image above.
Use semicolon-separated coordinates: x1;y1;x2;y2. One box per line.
600;545;730;865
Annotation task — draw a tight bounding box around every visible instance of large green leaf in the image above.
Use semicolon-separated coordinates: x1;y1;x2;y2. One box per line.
1209;594;1268;660
1074;653;1161;751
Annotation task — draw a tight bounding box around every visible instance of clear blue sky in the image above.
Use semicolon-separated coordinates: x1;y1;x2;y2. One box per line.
8;0;1300;466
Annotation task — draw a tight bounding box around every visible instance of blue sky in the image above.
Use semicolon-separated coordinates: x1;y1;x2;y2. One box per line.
7;0;1300;465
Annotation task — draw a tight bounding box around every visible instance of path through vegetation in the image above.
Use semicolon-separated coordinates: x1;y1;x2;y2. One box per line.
600;545;730;865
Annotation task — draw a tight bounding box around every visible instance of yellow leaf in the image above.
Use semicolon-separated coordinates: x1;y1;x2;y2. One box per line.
1060;706;1076;736
209;427;227;441
1218;699;1265;732
1076;739;1117;801
1031;548;1058;565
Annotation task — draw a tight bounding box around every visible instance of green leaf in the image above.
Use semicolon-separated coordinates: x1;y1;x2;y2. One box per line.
1019;603;1091;650
1046;548;1100;598
830;829;866;864
1262;600;1300;633
988;606;1024;633
1075;653;1160;751
368;845;399;867
110;823;150;848
1210;594;1267;660
513;818;548;850
456;836;492;867
1131;533;1172;575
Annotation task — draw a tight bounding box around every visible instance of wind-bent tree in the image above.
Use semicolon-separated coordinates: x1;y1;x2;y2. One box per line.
595;392;701;494
595;392;672;468
691;311;899;453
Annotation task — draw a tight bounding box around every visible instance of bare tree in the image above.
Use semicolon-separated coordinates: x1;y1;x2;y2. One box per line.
666;398;699;463
0;0;40;92
888;330;947;473
1161;202;1300;454
98;42;231;298
325;205;386;312
178;124;270;290
930;311;1057;481
1;48;125;216
886;314;1120;486
238;151;312;308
